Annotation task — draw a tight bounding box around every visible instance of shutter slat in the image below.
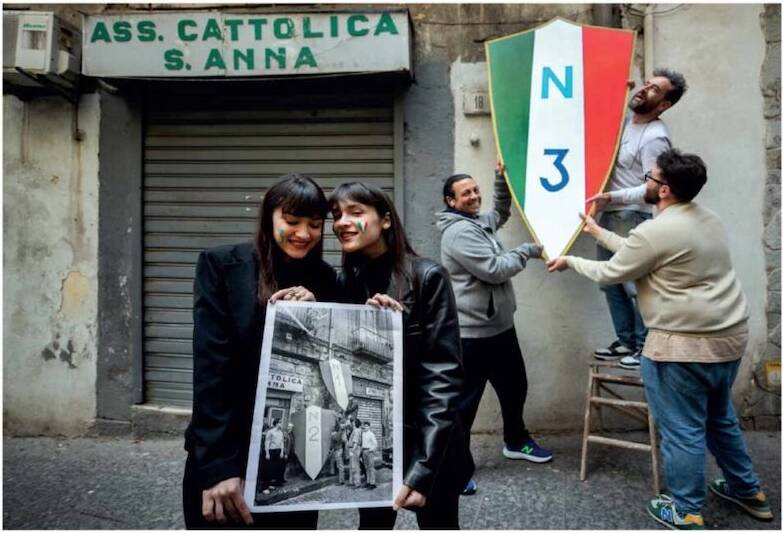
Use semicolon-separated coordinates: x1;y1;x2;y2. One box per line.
143;103;395;406
145;134;393;148
145;148;392;161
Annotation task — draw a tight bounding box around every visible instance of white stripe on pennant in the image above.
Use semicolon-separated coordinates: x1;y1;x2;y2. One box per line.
525;20;586;258
304;405;322;479
329;358;349;409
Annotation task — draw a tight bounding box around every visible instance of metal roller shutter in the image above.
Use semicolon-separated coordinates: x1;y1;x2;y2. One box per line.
356;397;383;445
143;100;397;407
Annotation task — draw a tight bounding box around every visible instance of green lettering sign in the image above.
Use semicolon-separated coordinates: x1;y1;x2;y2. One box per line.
248;18;267;40
294;46;317;69
164;49;184;70
204;48;226;70
202;18;223;41
347;15;369;37
113;21;132;42
265;47;286;69
225;19;243;41
137;20;157;42
374;13;399;36
303;17;323;38
178;19;197;42
233;49;255;70
329;15;339;37
273;18;294;39
90;21;111;43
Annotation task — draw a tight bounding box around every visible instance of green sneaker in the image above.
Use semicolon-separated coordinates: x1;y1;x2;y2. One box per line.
647;495;706;530
708;479;773;521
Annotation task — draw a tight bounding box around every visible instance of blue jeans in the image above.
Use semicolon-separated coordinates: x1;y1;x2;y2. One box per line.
597;210;651;350
641;357;762;514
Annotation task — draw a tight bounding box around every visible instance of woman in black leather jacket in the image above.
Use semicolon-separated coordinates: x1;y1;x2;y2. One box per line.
330;182;474;529
184;175;337;529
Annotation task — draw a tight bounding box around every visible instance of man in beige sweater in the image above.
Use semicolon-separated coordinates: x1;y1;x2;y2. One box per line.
547;149;772;530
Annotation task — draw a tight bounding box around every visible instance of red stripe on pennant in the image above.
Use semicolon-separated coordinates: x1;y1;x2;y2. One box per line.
582;26;635;212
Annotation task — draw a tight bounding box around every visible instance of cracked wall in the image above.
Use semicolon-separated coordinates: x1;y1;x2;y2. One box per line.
451;4;777;430
745;3;782;427
3;94;100;435
635;4;774;423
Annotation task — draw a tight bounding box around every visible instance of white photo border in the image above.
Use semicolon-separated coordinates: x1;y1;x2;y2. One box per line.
243;300;404;513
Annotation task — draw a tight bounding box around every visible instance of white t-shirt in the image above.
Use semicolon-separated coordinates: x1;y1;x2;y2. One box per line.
605;117;671;213
361;430;377;451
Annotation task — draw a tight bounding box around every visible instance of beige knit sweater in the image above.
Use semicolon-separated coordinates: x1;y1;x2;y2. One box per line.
566;202;749;337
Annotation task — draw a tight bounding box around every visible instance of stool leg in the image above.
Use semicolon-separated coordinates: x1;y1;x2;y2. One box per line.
595;380;605;433
580;369;594;481
648;410;661;495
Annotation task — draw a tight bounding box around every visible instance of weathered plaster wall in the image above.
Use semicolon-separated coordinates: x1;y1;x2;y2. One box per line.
402;4;594;255
748;3;782;427
450;4;776;430
648;4;775;423
3;93;100;435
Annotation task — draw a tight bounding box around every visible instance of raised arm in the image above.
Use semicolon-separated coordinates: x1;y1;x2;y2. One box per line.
490;161;513;229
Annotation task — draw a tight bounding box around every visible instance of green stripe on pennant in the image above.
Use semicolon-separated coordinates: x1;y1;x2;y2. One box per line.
488;31;535;209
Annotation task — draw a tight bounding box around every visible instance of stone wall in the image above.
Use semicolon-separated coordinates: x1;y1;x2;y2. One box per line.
742;4;782;429
3;94;101;435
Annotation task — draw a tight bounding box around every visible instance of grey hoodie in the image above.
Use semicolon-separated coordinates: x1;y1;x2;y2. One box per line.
436;172;540;338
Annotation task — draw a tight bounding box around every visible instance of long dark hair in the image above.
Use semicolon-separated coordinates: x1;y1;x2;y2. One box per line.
254;174;328;304
329;182;417;299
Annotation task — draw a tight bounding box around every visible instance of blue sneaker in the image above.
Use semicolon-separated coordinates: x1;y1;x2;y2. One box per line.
503;437;553;463
461;479;478;496
647;495;705;530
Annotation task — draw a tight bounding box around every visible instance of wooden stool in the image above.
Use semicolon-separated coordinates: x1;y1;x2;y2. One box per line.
579;360;661;494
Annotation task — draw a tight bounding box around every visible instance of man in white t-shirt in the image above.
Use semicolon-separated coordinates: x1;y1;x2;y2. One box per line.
588;68;688;370
360;421;379;489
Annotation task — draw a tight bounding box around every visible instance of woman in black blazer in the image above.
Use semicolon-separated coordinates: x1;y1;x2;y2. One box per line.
183;175;337;529
329;182;474;530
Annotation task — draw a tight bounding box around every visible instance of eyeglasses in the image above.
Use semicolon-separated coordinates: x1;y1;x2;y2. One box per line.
644;171;667;186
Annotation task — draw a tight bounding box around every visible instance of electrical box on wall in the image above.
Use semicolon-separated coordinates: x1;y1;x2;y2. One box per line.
3;10;81;90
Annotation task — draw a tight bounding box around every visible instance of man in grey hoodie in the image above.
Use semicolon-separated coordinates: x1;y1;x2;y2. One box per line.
436;160;552;495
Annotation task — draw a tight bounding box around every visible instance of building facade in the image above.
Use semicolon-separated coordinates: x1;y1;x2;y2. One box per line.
3;3;780;436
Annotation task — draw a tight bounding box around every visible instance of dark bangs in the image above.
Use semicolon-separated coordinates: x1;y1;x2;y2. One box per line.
277;175;328;219
329;182;381;213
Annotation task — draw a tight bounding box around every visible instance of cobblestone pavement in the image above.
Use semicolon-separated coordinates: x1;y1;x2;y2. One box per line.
3;431;780;529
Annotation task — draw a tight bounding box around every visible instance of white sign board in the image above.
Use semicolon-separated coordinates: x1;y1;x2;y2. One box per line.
365;387;385;399
82;11;411;77
267;372;304;392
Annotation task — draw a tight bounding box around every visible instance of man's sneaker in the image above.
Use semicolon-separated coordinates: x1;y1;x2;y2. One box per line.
647;495;705;530
708;479;773;521
503;437;553;463
461;479;478;496
619;349;642;370
594;340;633;361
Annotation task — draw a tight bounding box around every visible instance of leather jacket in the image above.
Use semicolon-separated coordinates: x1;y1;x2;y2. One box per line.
185;242;337;490
338;253;475;497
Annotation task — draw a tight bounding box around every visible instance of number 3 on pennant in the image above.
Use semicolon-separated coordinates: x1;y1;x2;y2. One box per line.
540;148;570;192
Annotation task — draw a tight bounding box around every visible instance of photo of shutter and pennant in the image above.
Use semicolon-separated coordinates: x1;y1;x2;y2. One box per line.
486;18;635;259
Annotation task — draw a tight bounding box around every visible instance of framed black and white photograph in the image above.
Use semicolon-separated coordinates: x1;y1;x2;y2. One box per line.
244;301;403;513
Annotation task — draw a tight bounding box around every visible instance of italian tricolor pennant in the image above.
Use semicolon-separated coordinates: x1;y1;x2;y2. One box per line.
487;18;635;258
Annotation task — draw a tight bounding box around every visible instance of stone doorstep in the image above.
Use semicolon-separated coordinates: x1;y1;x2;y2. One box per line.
130;404;192;438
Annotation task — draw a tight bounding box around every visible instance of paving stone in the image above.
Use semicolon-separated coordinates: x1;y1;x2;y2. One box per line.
3;431;780;529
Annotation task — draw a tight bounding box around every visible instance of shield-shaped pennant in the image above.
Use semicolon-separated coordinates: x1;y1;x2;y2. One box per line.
320;358;354;410
486;18;635;258
292;406;337;480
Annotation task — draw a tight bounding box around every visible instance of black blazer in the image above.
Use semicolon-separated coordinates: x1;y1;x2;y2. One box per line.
338;255;475;498
184;242;337;490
